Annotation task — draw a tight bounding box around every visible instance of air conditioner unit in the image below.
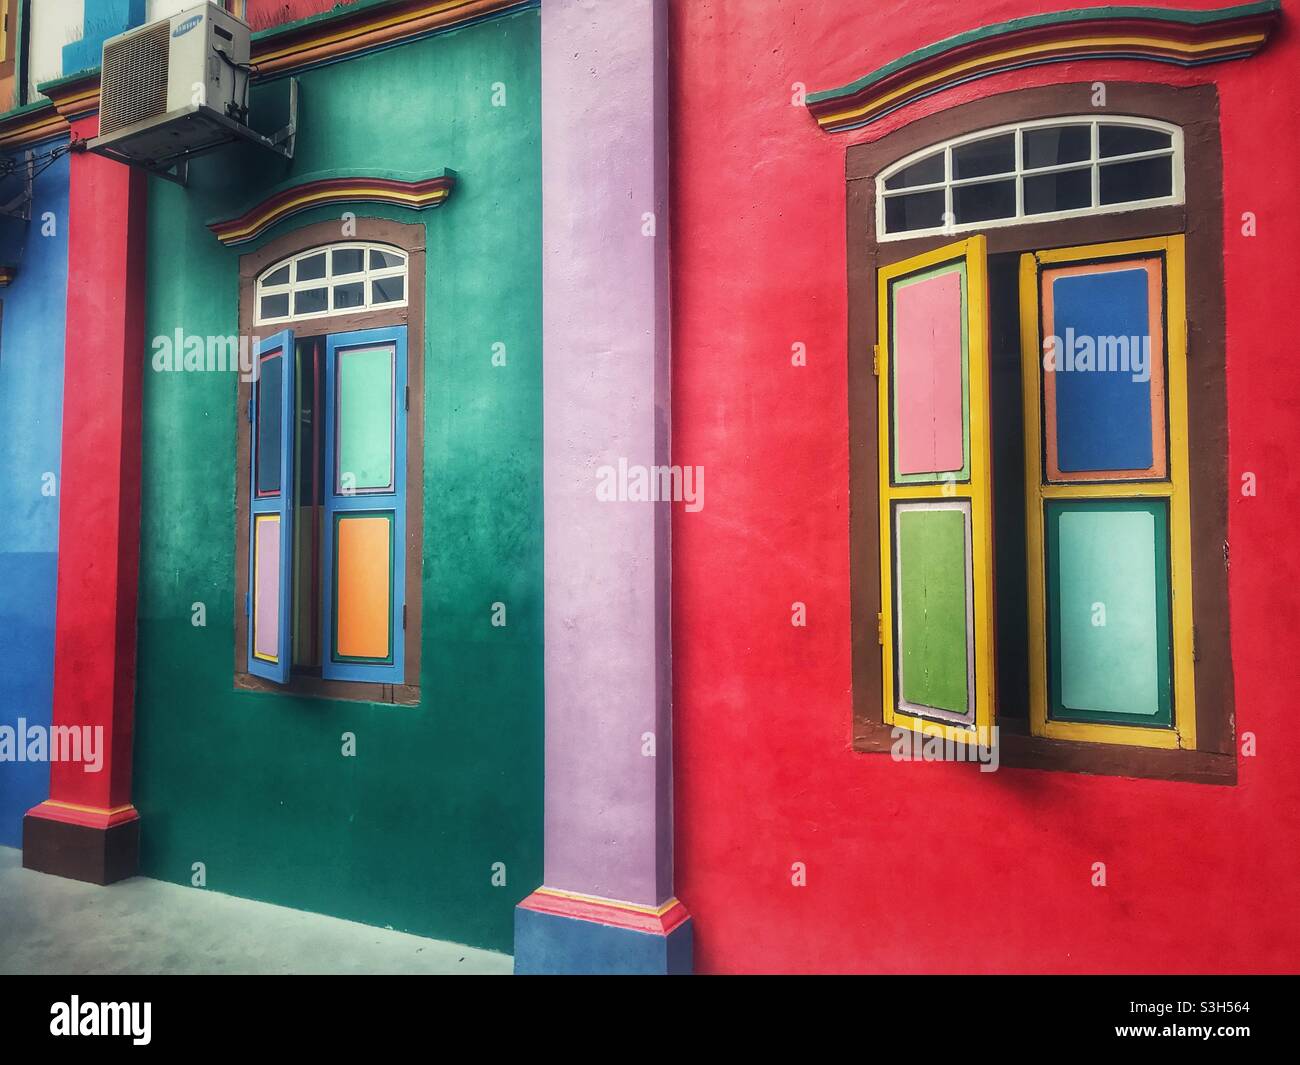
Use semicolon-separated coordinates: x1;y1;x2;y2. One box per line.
89;2;295;181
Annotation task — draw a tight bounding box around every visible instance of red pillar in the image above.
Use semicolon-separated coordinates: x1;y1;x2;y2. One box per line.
22;108;148;885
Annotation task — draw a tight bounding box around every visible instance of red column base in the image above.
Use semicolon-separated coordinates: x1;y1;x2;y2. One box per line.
22;802;141;885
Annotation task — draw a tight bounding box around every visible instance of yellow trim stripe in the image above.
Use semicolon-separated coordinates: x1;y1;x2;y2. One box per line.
41;800;136;817
531;887;681;917
49;87;100;116
0;110;67;149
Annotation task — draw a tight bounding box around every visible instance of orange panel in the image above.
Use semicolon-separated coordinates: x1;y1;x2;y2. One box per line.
336;515;391;660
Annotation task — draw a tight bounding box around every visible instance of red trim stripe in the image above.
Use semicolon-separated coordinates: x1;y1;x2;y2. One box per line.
518;889;691;936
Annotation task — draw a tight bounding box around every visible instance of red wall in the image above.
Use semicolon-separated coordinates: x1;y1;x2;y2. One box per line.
670;0;1300;974
243;0;353;31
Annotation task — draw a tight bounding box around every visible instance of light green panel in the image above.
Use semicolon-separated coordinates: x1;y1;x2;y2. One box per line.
338;346;394;491
1057;508;1160;716
897;506;970;715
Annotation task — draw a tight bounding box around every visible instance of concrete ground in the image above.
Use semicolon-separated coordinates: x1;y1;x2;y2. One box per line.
0;846;511;975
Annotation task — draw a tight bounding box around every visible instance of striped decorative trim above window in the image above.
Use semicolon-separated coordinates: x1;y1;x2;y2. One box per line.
805;2;1281;134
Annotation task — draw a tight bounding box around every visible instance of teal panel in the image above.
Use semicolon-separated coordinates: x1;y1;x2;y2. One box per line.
337;346;394;491
1046;499;1173;727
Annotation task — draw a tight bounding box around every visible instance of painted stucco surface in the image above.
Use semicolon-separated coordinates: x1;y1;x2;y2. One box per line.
539;0;673;909
0;140;69;846
134;9;542;952
670;0;1300;973
243;0;350;28
27;1;76;98
62;1;146;75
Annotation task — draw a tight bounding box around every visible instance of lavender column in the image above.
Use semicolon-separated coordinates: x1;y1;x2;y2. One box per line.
513;0;690;974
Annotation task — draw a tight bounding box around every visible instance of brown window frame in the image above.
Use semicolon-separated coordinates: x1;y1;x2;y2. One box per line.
233;217;425;705
847;82;1234;784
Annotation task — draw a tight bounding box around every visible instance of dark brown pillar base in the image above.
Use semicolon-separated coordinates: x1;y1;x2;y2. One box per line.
22;814;140;886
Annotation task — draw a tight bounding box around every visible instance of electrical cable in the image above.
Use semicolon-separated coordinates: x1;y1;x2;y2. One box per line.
0;43;268;207
0;140;75;191
214;47;256;118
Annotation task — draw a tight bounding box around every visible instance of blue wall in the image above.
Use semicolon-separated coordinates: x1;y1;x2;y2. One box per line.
63;0;148;75
0;138;69;846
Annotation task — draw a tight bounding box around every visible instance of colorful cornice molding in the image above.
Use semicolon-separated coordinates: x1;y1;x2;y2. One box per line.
0;70;100;152
0;100;68;151
39;70;102;123
805;1;1282;134
207;170;457;246
251;0;537;78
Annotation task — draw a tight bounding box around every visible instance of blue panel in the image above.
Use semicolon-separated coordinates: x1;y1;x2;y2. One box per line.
247;330;295;684
0;140;70;846
514;906;694;975
321;327;407;685
1051;268;1154;473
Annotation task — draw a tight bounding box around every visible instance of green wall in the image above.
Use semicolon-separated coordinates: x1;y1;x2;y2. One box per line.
135;9;542;953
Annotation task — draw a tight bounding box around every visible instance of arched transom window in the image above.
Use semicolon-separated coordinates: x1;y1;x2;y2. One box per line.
255;242;409;324
877;116;1183;240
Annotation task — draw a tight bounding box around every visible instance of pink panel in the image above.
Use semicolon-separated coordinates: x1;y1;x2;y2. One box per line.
894;269;964;476
254;516;280;661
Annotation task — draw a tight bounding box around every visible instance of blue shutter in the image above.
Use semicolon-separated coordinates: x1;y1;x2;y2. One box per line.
321;326;407;684
247;329;296;683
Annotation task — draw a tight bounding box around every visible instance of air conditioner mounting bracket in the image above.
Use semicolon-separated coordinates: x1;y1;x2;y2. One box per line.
83;78;299;189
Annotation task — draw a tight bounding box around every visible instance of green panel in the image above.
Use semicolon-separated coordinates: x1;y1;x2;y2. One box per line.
135;10;543;954
1046;499;1173;727
897;506;970;715
337;346;394;491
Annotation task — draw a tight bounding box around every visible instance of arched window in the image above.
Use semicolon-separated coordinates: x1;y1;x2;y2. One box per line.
847;84;1233;781
877;117;1183;240
236;220;425;706
255;242;409;324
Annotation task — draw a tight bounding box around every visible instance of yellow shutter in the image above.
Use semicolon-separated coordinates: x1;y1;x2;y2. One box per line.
877;236;996;746
1020;235;1195;750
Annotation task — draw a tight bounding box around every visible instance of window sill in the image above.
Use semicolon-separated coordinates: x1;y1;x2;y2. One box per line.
852;717;1235;785
235;671;419;706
